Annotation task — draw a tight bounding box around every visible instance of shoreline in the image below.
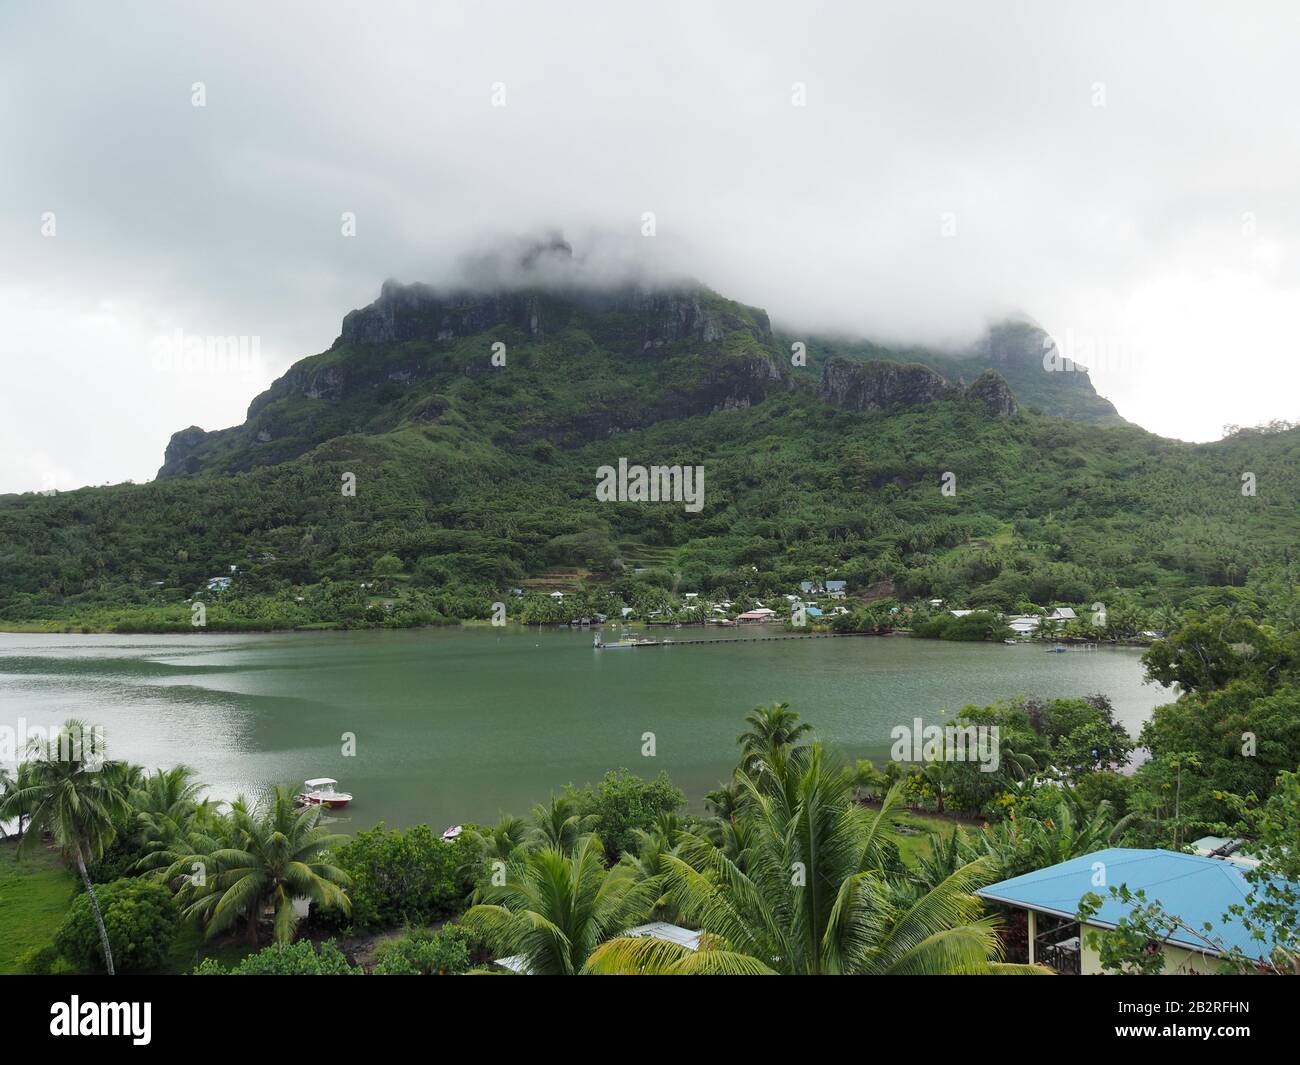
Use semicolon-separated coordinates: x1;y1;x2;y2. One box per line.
0;616;1157;649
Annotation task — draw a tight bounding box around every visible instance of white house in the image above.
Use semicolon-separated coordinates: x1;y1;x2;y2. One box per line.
205;576;232;592
1008;615;1041;635
824;580;847;598
1048;607;1077;622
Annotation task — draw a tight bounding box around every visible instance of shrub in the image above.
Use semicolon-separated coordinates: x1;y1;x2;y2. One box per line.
194;939;361;975
18;944;61;975
371;925;472;975
54;878;178;973
325;824;477;930
573;768;686;863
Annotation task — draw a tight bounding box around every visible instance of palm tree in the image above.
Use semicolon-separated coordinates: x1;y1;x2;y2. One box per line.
470;814;529;864
167;786;350;944
921;761;955;813
619;813;687;882
588;745;1041;975
526;794;591;852
973;795;1132;879
0;766;13;840
703;779;743;823
131;765;208;854
461;833;660;974
736;702;812;772
0;720;128;974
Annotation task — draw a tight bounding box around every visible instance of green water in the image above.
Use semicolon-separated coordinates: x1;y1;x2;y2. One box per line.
0;628;1170;830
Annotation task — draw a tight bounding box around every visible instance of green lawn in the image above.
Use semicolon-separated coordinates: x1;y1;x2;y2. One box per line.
159;926;256;975
0;838;77;973
892;810;971;866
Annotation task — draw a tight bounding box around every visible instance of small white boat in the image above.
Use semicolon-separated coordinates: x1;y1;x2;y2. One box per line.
442;824;463;842
295;777;353;809
594;633;660;649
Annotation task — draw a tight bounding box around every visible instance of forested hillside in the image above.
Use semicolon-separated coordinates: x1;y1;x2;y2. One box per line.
1;262;1297;632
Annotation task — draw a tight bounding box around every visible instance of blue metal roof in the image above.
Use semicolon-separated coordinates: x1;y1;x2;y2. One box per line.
976;848;1282;960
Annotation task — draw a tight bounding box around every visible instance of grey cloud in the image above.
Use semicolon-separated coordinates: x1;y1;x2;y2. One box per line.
1;0;1298;490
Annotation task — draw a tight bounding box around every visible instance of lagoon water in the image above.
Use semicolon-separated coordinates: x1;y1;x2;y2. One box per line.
0;628;1170;830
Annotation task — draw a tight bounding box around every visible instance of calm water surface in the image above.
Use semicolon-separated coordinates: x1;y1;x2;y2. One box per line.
0;628;1170;829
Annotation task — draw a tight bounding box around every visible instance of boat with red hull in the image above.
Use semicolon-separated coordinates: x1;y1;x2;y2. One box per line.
295;777;353;808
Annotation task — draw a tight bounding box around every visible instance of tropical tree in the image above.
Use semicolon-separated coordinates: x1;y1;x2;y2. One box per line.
0;765;13;840
0;720;129;974
526;795;591;853
469;814;529;864
131;765;210;857
736;702;812;776
461;833;659;974
166;786;351;944
974;795;1134;879
589;746;1040;975
703;779;743;823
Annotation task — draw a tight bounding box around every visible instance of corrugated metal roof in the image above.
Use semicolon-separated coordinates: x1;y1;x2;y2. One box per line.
625;921;703;950
976;847;1284;960
492;922;702;973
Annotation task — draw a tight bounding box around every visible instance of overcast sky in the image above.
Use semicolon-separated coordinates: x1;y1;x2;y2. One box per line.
2;0;1298;493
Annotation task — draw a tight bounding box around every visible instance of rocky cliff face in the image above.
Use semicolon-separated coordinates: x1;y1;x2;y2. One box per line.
157;272;786;479
339;282;549;345
158;426;209;478
970;319;1053;368
819;358;954;411
965;318;1122;421
964;370;1018;417
337;279;771;353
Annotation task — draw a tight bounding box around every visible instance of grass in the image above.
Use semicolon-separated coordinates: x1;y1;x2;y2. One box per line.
0;837;77;973
0;837;260;975
159;925;257;975
891;810;973;866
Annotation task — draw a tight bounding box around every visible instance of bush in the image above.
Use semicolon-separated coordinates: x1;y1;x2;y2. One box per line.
54;878;178;973
194;939;361;975
912;611;1011;642
18;944;61;975
372;925;472;975
573;768;686;863
325;824;477;930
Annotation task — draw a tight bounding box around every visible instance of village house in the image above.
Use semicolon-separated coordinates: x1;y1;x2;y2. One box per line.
737;607;777;623
824;580;847;598
977;848;1287;975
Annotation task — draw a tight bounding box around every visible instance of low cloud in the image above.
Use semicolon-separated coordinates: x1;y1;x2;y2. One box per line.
1;0;1297;490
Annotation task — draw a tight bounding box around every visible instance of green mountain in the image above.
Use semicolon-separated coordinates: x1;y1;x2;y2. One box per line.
791;318;1127;426
2;247;1297;631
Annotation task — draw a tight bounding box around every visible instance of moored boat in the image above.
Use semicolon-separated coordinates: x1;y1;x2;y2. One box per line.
594;632;660;649
295;777;353;808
